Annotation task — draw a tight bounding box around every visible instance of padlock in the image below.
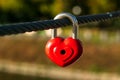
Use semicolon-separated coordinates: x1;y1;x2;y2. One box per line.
45;13;83;67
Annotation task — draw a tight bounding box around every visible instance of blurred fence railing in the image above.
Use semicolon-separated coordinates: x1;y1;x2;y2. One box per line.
0;60;120;80
22;29;120;43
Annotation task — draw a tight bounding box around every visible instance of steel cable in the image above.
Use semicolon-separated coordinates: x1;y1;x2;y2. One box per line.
0;11;120;36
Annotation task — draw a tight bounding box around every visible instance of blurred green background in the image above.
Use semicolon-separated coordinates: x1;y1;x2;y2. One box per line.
0;0;120;80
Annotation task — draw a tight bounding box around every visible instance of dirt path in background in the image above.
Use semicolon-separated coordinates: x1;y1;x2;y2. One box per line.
0;60;120;80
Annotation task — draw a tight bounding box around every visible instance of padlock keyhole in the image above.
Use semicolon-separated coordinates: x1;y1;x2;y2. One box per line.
60;50;66;55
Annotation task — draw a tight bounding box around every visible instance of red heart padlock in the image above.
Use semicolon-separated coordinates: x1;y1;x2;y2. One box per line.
45;37;83;67
45;13;83;67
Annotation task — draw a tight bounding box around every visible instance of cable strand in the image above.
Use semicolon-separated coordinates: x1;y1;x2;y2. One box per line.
0;11;120;36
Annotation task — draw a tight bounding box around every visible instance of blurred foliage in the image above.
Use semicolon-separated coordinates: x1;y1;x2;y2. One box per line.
0;0;120;29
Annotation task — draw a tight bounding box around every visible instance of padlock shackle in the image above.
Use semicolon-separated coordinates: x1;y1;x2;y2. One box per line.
51;13;79;39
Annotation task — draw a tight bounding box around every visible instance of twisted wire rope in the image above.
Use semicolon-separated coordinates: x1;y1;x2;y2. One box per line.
0;11;120;36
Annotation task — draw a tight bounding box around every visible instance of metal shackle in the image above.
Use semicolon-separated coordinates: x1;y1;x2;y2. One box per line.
51;13;79;39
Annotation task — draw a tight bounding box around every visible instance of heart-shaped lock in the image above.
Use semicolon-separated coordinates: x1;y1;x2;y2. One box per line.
45;13;83;67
